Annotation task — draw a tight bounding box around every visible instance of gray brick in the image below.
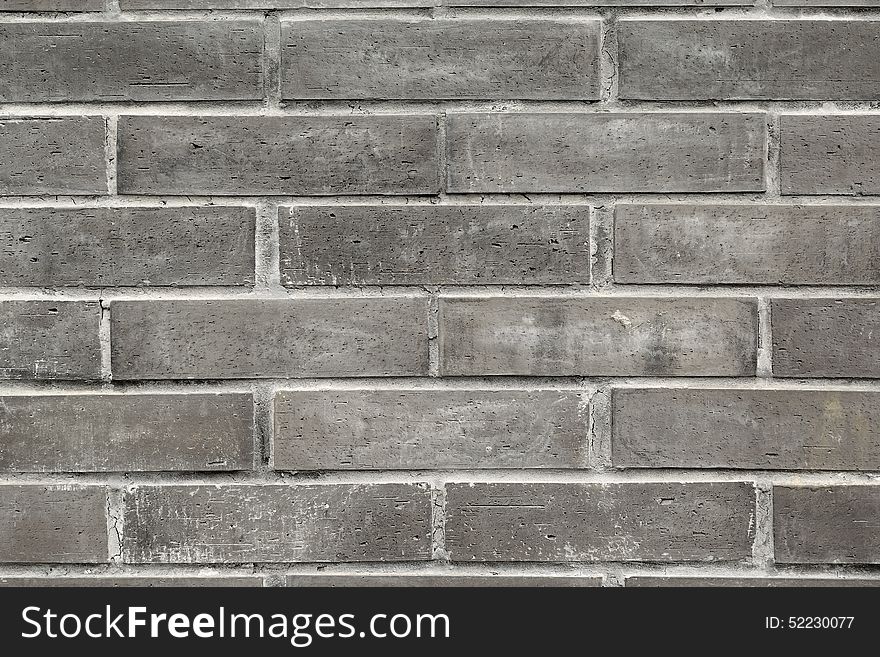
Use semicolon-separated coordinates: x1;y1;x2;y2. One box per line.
273;389;588;470
281;19;599;100
781;115;880;195
123;0;435;6
619;20;880;100
446;483;755;562
125;0;745;5
0;1;102;8
772;299;880;378
279;205;590;286
0;117;106;195
286;575;601;587
0;576;262;587
110;298;428;380
626;577;880;587
452;0;750;4
0;393;253;472
0;301;101;381
123;484;432;563
775;486;880;564
775;0;880;5
0;486;108;563
439;297;757;377
446;113;765;193
614;204;880;285
117;115;439;196
612;388;880;470
0;22;262;103
0;207;254;287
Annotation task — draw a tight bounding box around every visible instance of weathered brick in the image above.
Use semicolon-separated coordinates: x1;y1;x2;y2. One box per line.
626;577;880;587
772;299;880;378
774;486;880;564
0;576;262;587
0;207;254;287
281;19;599;100
0;22;262;102
614;204;880;285
125;0;746;5
273;389;588;470
612;388;880;470
0;393;253;472
0;301;101;381
123;0;435;6
279;205;590;286
0;486;108;563
446;483;755;562
781;115;880;195
775;0;880;5
619;20;880;100
439;297;757;377
123;484;432;563
117;115;439;196
286;575;601;587
0;0;102;9
0;117;106;195
446;113;765;193
452;0;749;4
110;298;428;380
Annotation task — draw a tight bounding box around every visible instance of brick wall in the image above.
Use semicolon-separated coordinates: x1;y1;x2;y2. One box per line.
0;1;878;588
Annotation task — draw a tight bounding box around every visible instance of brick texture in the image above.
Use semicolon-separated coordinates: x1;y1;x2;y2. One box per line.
612;388;880;470
0;393;254;472
281;19;600;100
0;486;108;563
439;297;757;376
0;207;255;287
0;6;873;587
279;205;590;286
110;298;429;379
619;20;880;100
122;484;432;563
0;22;263;102
774;486;880;564
445;483;755;562
273;389;588;469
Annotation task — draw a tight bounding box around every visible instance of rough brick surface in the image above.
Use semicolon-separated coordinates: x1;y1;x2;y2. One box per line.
281;19;600;100
286;575;602;587
0;486;108;563
445;483;755;562
0;0;102;9
0;117;106;195
781;115;880;195
117;115;440;196
279;205;590;286
110;298;428;379
612;388;880;470
0;394;253;472
123;484;432;563
0;207;255;287
619;20;880;100
446;113;766;193
626;577;880;587
774;486;880;564
0;301;101;381
439;297;757;376
273;389;588;470
0;4;875;586
0;22;263;102
0;576;262;587
772;299;880;378
614;204;880;285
